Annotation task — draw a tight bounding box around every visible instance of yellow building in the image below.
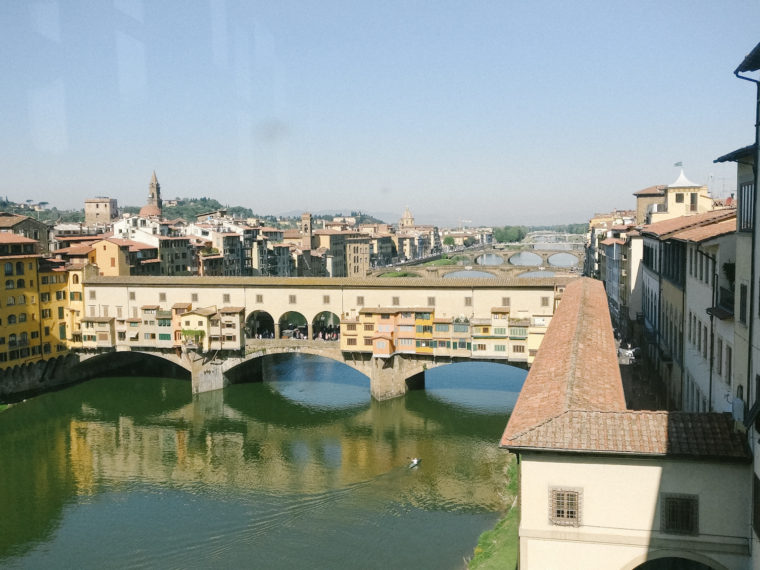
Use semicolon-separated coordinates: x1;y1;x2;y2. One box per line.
0;234;42;369
38;259;70;357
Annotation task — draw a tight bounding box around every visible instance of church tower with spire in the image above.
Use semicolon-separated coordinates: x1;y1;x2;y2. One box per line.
139;171;163;218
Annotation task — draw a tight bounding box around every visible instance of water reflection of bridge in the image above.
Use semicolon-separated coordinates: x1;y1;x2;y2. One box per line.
64;384;510;507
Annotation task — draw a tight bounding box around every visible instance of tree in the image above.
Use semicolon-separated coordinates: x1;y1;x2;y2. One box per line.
443;236;455;247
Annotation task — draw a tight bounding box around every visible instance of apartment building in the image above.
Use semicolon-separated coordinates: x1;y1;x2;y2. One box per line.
0;234;43;369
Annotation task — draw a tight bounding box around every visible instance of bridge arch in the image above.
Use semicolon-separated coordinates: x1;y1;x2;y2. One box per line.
622;549;726;570
278;310;308;339
74;350;191;381
246;310;275;338
311;310;340;340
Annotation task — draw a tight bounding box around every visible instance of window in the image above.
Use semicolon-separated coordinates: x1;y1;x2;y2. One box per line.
661;494;698;535
255;294;263;303
464;296;472;307
435;323;449;332
392;296;400;306
550;489;581;527
541;296;550;307
289;294;296;304
356;296;364;306
223;294;231;303
159;293;166;302
502;297;510;307
675;192;684;203
346;337;357;346
346;323;356;331
4;262;11;276
323;295;330;304
363;323;373;331
427;296;436;306
192;293;199;302
89;290;96;300
513;344;525;353
129;291;136;301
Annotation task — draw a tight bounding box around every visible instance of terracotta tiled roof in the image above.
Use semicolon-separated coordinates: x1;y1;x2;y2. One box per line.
499;277;750;461
505;410;749;459
670;218;736;243
0;233;37;244
0;213;29;227
86;274;573;289
600;238;625;246
633;185;666;197
641;209;736;238
218;306;244;314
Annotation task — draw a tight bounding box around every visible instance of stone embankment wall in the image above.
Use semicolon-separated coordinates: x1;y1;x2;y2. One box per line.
0;352;189;402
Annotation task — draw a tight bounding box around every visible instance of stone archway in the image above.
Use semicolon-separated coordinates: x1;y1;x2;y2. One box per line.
624;551;726;570
311;311;340;340
278;311;308;339
246;310;275;339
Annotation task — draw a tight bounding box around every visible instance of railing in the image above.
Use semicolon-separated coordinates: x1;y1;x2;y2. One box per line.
718;287;734;311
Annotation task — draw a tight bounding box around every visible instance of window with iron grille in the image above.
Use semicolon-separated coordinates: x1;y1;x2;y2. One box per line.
661;494;698;535
550;489;581;526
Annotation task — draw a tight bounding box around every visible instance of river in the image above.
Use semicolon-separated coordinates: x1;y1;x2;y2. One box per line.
0;354;525;569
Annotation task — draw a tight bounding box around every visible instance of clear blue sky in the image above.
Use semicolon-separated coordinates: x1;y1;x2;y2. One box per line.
2;1;759;226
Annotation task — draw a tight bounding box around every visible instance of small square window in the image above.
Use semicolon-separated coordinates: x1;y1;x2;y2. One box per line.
549;488;581;527
159;293;166;302
392;296;400;306
289;295;297;304
357;296;364;306
223;294;231;303
464;296;472;306
323;295;330;304
427;296;435;306
661;494;698;535
541;296;550;307
129;292;136;301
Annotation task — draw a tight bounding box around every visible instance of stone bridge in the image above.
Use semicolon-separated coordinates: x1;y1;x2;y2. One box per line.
74;338;527;401
374;244;584;278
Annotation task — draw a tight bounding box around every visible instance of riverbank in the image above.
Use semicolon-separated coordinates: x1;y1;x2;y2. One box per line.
467;454;519;569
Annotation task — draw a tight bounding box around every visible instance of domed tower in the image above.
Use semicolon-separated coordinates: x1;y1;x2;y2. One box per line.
400;206;415;229
139;171;163;218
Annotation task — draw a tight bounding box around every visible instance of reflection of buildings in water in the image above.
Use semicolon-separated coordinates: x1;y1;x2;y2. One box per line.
64;399;510;511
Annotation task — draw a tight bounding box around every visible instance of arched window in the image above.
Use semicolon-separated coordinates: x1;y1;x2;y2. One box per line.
18;313;26;323
73;274;80;284
8;315;16;325
16;279;24;288
5;279;14;289
9;333;16;346
4;262;12;276
15;261;24;275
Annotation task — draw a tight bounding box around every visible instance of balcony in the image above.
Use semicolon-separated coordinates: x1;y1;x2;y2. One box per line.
707;287;734;320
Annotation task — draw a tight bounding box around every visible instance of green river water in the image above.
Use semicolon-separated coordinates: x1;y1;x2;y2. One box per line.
0;354;525;569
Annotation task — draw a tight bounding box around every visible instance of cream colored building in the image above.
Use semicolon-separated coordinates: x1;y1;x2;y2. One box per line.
501;278;751;570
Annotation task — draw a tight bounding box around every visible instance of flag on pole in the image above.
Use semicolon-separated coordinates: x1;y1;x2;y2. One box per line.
674;161;683;167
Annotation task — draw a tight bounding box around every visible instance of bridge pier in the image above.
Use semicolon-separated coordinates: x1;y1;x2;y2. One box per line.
189;351;245;394
368;355;426;401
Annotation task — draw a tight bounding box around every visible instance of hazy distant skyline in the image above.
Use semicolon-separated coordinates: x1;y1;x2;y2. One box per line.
2;1;759;226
